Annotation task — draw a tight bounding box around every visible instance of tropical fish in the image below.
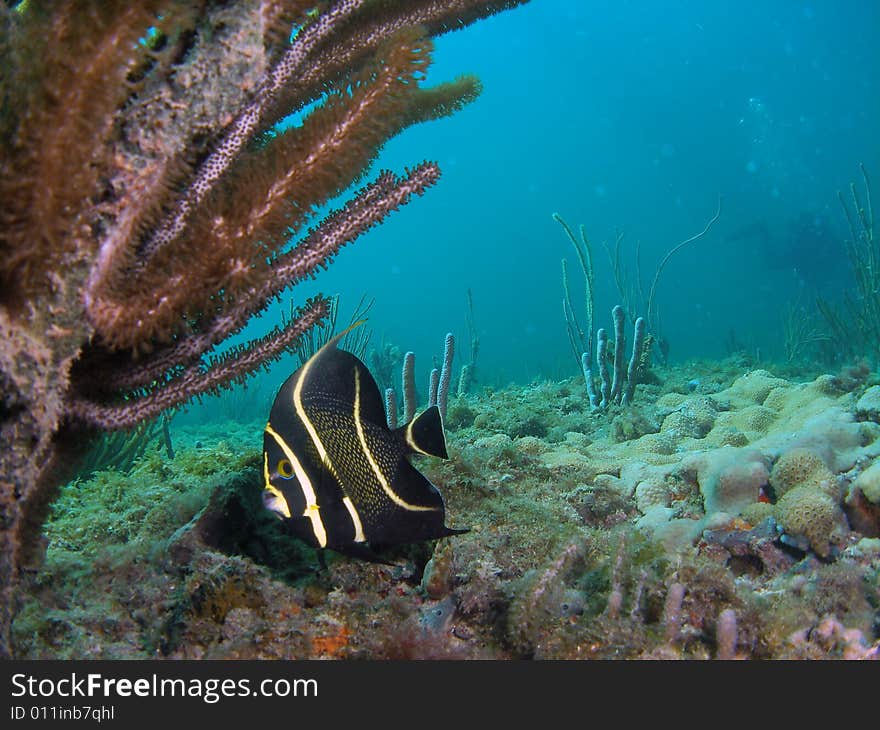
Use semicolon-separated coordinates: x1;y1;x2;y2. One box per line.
262;324;465;561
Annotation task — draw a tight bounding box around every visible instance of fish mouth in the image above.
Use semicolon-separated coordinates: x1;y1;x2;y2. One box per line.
262;489;290;519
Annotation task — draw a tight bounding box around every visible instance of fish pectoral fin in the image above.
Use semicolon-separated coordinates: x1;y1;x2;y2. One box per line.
397;405;448;459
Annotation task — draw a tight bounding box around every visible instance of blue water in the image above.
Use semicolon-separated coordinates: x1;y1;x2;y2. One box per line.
235;0;880;396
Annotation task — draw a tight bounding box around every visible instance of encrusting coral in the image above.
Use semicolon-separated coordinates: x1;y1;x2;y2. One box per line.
0;0;529;659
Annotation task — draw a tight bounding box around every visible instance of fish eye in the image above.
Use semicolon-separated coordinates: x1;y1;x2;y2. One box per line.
277;459;294;478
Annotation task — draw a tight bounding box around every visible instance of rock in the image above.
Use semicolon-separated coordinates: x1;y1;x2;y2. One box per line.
855;385;880;423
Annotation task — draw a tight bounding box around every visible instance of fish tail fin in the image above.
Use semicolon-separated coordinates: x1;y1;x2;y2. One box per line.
395;405;448;459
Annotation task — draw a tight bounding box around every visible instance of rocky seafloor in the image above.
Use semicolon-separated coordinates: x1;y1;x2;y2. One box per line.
12;357;880;659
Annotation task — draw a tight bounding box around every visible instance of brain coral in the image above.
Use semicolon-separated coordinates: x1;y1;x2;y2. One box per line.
769;448;835;500
726;370;788;405
660;410;701;438
515;436;549;456
738;405;777;433
776;486;845;558
740;501;776;527
762;386;791;412
635;480;669;512
707;424;749;448
660;397;716;439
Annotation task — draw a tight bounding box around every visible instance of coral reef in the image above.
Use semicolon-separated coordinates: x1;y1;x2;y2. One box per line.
843;477;880;538
769;448;835;500
0;0;529;658
775;487;845;557
12;356;880;660
684;447;769;516
383;331;457;429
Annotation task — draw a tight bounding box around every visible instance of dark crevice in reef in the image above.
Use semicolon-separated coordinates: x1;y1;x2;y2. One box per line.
188;467;320;583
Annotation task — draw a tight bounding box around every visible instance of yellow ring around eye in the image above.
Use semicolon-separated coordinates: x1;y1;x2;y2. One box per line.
277;459;294;478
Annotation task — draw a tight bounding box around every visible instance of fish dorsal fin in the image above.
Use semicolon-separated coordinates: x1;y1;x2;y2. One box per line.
300;319;388;428
318;319;367;356
396;406;448;459
306;319;366;383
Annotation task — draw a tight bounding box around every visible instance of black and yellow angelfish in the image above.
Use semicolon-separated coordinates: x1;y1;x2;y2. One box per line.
262;324;465;560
